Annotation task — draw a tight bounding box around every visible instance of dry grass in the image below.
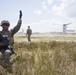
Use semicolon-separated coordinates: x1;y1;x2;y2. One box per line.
0;36;76;75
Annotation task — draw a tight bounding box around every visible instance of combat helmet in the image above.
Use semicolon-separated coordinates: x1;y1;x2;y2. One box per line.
0;20;10;26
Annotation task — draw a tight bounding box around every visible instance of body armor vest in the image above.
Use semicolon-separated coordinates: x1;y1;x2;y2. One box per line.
0;31;14;46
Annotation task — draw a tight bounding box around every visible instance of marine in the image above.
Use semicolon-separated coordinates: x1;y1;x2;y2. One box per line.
26;26;32;41
0;10;22;68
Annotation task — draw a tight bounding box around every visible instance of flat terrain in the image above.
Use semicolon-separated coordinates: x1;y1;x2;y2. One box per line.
0;34;76;75
14;34;76;42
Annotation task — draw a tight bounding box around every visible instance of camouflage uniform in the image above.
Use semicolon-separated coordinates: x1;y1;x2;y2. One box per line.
26;26;32;41
0;19;22;67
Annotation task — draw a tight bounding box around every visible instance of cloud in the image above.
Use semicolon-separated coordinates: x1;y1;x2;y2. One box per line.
52;5;65;16
47;0;53;5
33;10;42;15
64;0;76;18
42;1;48;10
33;1;48;15
33;0;53;15
52;0;76;19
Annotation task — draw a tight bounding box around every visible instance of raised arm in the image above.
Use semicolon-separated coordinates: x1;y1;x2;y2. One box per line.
10;10;22;35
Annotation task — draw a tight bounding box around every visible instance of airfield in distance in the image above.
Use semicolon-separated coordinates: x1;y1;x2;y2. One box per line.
15;32;76;37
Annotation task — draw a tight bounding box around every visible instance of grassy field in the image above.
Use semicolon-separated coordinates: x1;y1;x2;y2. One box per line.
14;35;76;42
0;36;76;75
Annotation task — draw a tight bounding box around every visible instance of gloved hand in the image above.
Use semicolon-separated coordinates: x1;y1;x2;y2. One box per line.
19;10;22;19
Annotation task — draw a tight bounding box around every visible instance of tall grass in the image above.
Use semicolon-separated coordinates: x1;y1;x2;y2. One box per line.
0;41;76;75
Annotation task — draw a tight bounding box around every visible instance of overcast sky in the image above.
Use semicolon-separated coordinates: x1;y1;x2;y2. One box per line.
0;0;76;33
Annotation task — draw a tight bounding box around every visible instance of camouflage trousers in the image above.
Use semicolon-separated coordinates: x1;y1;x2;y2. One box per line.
1;51;11;67
27;35;31;41
0;49;19;68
